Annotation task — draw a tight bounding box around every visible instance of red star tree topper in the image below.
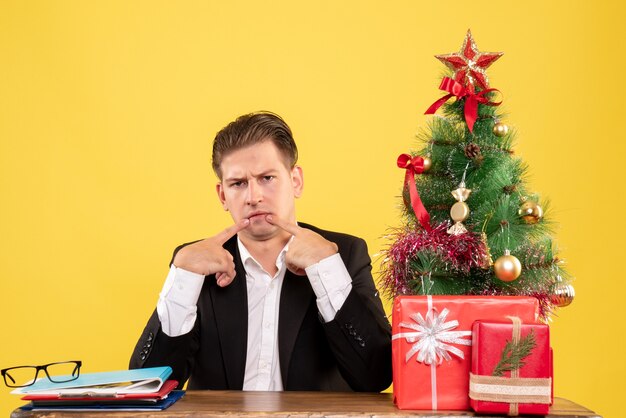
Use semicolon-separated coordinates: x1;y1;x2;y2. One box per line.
436;30;503;89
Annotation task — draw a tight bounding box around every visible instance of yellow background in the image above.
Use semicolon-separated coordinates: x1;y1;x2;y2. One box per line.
1;1;623;416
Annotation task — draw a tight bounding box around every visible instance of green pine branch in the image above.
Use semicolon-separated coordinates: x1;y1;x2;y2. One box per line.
492;329;536;377
406;250;473;295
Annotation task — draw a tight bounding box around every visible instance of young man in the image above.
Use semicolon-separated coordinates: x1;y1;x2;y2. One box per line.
130;112;391;392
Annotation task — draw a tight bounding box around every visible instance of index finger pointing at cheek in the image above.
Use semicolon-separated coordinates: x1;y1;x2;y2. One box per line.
214;218;250;244
265;215;300;236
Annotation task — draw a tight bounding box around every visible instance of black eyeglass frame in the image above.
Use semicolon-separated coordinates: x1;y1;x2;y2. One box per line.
1;360;82;388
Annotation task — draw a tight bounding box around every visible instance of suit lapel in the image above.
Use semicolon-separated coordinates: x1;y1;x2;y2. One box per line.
209;237;248;389
278;270;314;387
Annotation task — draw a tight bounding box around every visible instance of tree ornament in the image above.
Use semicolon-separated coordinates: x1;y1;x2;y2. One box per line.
435;29;503;89
448;181;472;235
464;143;482;159
503;184;517;195
518;199;543;224
493;122;509;137
494;250;522;282
550;277;575;307
422;155;432;172
423;143;434;172
480;232;494;269
397;154;432;231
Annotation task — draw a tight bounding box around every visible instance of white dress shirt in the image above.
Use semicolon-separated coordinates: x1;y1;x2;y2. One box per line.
156;236;353;391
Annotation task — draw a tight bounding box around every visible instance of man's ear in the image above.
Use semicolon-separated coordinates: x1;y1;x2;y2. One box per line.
216;182;228;210
292;166;303;198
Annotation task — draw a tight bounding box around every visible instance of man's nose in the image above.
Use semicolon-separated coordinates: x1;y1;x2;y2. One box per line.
246;181;262;205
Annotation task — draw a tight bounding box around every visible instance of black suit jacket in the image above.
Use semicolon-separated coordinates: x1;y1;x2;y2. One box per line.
129;223;391;392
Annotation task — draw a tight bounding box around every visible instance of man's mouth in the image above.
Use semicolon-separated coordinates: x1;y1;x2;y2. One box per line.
247;212;269;221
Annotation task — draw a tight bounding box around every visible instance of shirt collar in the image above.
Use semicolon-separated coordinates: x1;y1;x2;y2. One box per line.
237;235;293;273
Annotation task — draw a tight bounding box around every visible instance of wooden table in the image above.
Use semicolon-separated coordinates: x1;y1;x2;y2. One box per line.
11;391;601;417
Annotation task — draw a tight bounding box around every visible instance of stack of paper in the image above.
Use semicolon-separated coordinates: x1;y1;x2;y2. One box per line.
12;367;183;411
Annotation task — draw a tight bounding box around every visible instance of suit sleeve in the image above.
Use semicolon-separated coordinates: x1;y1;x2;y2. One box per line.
321;237;392;392
129;306;201;388
129;244;202;388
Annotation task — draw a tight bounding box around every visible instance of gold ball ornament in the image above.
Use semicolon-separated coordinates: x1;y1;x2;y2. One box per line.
494;250;522;282
422;156;432;172
519;200;543;224
551;283;575;307
493;122;509;137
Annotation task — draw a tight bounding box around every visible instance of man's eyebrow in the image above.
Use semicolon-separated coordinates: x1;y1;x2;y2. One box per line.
223;170;278;183
223;176;246;183
253;169;279;177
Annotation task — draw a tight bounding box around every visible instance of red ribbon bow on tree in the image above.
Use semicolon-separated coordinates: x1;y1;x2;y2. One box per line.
424;77;501;133
397;154;431;231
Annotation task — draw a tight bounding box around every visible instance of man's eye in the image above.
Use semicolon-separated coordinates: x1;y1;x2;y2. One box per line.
262;176;275;183
231;181;246;188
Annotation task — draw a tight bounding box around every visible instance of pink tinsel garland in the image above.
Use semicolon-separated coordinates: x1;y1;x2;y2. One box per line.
380;222;487;296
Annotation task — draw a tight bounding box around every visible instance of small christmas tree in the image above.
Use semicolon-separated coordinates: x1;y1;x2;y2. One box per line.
381;30;574;319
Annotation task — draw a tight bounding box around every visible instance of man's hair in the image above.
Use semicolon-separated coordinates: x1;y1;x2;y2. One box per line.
212;112;298;179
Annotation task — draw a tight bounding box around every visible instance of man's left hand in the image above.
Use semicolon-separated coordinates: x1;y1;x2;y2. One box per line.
266;215;338;275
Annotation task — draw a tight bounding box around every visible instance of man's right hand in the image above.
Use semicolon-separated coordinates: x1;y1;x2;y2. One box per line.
172;219;250;287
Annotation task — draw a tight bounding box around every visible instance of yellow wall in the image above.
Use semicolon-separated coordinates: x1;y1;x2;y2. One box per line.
1;1;622;416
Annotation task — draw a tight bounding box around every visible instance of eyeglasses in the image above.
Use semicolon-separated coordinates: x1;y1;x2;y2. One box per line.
1;361;82;388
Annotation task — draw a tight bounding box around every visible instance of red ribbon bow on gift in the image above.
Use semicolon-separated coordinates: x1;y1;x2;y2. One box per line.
397;154;431;231
425;77;502;133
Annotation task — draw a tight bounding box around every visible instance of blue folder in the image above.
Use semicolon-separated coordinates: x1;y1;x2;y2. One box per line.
13;366;172;395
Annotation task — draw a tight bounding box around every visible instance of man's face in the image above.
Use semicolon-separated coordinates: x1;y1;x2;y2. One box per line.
216;140;303;242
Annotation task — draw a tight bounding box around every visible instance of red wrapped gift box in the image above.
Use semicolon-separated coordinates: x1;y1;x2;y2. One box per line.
392;295;538;410
470;318;552;415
